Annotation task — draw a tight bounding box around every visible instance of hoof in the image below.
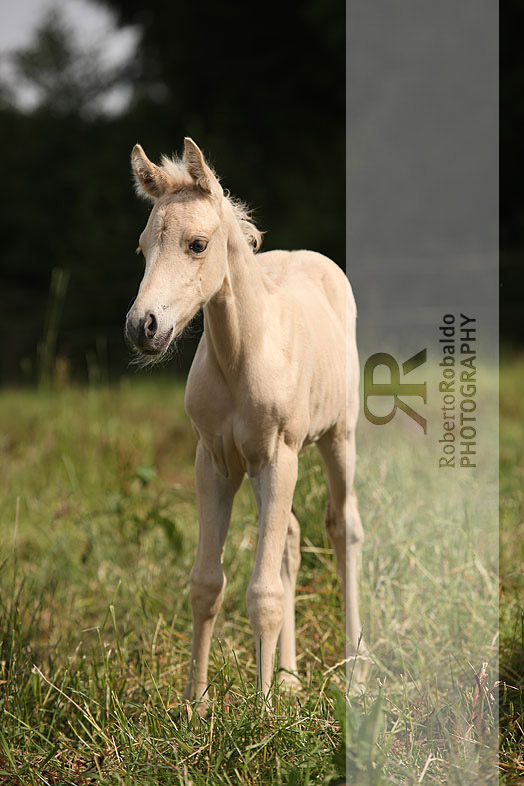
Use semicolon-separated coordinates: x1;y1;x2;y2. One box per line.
182;684;212;717
179;697;210;720
195;699;210;718
278;670;302;692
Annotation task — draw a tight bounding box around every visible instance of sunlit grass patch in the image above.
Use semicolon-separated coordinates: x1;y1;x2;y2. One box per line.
0;368;503;784
499;354;524;783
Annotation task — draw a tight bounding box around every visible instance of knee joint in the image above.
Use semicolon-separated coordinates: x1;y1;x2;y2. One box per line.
190;568;225;617
348;518;365;546
246;581;284;630
325;503;364;546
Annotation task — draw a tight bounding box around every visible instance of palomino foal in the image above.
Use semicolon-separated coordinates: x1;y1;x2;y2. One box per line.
125;138;365;702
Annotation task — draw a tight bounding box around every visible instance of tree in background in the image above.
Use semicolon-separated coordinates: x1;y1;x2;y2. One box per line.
0;0;345;383
12;8;121;118
501;0;524;347
95;0;345;262
0;7;141;383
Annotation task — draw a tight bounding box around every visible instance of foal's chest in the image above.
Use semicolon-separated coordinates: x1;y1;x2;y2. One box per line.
186;385;289;480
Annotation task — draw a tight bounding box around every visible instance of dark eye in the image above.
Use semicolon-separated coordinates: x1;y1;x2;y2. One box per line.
189;239;208;254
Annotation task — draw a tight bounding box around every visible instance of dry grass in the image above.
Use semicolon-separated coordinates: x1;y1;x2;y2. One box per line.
499;354;524;783
0;368;501;784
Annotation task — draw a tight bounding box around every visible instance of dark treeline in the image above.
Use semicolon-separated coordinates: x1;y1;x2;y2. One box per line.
0;0;344;384
1;1;510;385
501;0;524;349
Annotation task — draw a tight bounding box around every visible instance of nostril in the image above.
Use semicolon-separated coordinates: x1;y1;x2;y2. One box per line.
144;312;157;339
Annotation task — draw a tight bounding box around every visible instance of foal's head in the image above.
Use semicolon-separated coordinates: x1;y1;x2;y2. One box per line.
125;138;260;361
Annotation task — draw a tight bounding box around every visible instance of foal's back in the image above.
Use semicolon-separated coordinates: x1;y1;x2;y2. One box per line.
259;249;353;331
257;249;357;440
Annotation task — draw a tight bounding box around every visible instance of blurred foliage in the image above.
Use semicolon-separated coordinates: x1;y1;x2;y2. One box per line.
12;8;123;118
501;1;524;348
0;0;344;384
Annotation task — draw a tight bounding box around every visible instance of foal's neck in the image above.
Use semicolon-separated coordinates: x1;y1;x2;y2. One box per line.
203;208;270;376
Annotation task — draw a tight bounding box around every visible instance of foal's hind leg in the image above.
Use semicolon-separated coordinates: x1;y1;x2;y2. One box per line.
278;509;301;688
317;418;368;682
247;443;298;697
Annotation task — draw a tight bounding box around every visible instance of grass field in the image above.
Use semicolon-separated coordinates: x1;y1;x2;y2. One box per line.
0;355;509;785
499;355;524;783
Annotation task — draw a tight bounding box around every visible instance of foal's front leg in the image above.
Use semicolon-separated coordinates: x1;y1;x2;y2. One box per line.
183;441;241;706
248;442;298;697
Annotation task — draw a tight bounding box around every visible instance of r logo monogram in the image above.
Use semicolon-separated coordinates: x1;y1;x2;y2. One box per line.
364;349;427;433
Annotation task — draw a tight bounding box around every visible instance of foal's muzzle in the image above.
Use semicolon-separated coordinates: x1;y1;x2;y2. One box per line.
125;311;173;355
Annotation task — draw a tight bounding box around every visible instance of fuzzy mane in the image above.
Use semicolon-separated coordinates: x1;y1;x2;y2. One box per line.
157;155;263;253
227;195;263;252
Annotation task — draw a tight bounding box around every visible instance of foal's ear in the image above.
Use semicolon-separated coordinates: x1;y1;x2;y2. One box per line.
131;144;170;201
183;138;222;200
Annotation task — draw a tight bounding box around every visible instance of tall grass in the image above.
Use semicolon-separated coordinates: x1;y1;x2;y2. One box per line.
0;366;501;784
499;354;524;783
37;267;70;389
